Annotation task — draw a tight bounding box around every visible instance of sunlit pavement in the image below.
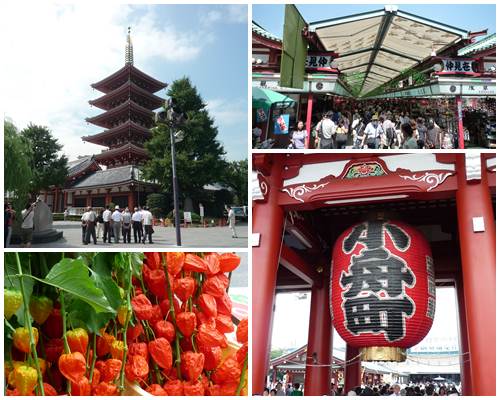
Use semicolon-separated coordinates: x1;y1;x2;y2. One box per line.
18;221;248;248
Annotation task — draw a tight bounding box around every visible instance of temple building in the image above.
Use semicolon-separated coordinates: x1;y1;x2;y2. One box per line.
252;152;496;396
43;29;166;212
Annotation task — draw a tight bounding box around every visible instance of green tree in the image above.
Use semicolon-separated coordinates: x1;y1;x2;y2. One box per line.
143;77;227;203
222;159;248;205
4;120;33;211
146;193;169;218
20;124;68;195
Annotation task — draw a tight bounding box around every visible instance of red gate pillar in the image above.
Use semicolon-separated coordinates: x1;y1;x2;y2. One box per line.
304;282;332;395
305;92;314;149
344;346;361;393
456;95;465;149
456;154;495;395
53;188;58;212
252;157;285;393
63;191;68;210
128;191;134;211
455;277;472;396
105;190;111;207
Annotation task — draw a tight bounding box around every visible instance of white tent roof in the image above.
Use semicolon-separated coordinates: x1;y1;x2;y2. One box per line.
309;6;469;97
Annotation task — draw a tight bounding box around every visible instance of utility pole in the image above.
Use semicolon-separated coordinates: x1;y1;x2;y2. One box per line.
170;125;182;246
156;97;186;247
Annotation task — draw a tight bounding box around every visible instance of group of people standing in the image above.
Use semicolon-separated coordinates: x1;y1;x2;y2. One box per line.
80;205;154;245
287;110;454;150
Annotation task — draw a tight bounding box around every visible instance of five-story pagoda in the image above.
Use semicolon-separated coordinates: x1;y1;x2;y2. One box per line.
83;27;166;167
62;28;165;211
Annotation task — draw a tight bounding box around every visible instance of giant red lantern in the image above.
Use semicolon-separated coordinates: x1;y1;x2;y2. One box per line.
331;220;435;361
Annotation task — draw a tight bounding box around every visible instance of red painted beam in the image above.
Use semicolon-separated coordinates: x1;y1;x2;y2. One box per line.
280;245;322;287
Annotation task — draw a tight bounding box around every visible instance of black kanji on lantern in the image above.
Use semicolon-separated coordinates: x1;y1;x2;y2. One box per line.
344;294;414;341
340;221;416;342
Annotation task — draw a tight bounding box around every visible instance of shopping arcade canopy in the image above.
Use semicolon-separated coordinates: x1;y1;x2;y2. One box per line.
308;6;470;97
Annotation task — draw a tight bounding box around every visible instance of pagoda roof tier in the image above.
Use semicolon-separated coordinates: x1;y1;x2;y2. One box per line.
91;64;167;94
86;100;154;129
82;120;151;146
89;81;165;111
94;143;149;166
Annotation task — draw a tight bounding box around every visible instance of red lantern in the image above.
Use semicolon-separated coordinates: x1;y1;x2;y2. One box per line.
331;220;435;361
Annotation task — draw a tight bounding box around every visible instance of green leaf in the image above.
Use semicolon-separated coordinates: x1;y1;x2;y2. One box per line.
67;299;113;334
91;254;122;311
129;253;144;278
43;258;113;313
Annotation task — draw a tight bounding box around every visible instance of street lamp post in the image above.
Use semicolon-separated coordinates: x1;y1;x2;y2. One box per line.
156;96;186;247
170;125;182;246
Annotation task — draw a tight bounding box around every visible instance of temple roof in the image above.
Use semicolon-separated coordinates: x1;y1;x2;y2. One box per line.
86;100;154;129
91;64;167;94
82;120;151;145
66;155;100;177
71;165;144;189
252;21;282;43
89;80;165;111
458;33;496;56
94;143;148;162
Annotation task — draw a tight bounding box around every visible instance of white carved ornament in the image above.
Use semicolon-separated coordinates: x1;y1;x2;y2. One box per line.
282;182;329;203
399;172;453;191
486;157;496;172
252;171;269;202
465;152;482;181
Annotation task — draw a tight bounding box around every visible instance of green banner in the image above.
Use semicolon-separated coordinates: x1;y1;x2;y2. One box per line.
280;5;307;89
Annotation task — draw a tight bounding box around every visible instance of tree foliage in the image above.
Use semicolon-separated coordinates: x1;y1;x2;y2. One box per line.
146;193;169;218
143;77;227;202
20;124;68;194
222;159;248;205
4;120;33;213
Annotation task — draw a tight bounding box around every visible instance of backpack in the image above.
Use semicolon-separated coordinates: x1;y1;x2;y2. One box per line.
385;126;396;146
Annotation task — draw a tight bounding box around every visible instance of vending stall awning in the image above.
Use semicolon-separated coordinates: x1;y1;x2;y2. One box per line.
309;6;469;97
252;87;296;112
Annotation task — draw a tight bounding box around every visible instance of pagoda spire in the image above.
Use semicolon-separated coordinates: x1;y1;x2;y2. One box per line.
125;27;134;65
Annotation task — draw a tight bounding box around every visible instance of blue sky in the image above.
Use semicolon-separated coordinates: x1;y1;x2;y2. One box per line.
253;4;496;40
3;4;248;161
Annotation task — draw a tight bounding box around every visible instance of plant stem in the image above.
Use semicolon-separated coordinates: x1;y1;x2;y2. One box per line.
59;291;71;395
118;254;134;393
15;253;45;396
162;253;181;379
236;354;248;395
4;318;16;333
89;334;98;383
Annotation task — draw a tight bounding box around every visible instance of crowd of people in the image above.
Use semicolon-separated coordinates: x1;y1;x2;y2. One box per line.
343;383;460;396
260;382;461;396
255;104;462;150
79;205;154;245
292;109;455;150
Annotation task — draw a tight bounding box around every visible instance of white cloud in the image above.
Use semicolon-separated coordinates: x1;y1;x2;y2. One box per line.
1;4;212;161
206;98;247;127
201;4;247;25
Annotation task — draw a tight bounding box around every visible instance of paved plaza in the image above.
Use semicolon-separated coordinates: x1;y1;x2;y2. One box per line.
18;221;248;248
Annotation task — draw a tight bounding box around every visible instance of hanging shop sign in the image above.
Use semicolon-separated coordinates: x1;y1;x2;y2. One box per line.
256;108;268;122
440;58;476;75
306;53;337;70
274;114;290;135
331;220;435;362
